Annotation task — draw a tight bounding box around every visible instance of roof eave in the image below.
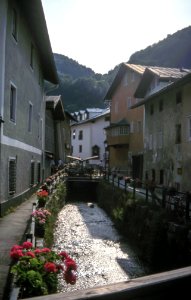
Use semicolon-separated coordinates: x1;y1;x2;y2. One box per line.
18;0;58;84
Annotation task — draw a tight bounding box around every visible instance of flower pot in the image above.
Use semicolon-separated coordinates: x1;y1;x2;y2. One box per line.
35;223;45;238
37;198;46;208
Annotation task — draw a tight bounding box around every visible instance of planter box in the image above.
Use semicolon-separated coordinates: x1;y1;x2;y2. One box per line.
34;223;45;238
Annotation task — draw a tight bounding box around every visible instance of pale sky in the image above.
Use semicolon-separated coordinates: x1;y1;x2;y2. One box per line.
41;0;191;74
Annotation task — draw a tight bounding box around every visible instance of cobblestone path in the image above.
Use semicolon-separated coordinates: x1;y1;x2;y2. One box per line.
52;202;146;293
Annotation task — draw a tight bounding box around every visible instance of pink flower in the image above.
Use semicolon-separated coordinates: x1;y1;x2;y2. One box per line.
22;241;33;249
44;262;57;273
64;270;77;285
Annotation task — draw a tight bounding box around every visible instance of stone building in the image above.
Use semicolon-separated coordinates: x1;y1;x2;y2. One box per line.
133;68;191;191
0;0;58;215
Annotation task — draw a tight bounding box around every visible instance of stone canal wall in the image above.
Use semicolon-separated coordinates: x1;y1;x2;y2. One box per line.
97;181;191;272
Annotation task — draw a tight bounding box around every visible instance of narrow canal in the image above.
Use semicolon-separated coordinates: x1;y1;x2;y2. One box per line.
52;201;147;293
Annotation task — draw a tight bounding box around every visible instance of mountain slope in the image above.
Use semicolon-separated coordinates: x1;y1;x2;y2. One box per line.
50;26;191;112
128;26;191;68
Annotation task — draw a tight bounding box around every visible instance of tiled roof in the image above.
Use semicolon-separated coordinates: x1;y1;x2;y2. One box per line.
146;66;191;79
124;63;148;74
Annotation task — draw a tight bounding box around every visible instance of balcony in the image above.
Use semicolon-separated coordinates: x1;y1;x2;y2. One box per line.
107;134;129;147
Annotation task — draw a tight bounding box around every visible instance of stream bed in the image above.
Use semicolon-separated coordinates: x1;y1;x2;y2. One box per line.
52;202;147;293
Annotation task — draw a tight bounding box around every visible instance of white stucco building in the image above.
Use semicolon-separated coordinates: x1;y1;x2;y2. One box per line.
71;108;110;166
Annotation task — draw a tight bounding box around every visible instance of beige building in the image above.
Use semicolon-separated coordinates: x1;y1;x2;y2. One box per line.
104;63;147;179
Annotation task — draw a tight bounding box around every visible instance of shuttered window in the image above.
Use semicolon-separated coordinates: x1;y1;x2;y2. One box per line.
9;158;16;195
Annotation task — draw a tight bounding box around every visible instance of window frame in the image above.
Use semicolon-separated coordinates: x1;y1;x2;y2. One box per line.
8;157;17;195
12;8;18;41
28;102;33;133
10;83;17;123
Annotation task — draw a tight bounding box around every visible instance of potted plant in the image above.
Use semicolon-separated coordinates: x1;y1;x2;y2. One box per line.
32;208;51;237
36;190;49;207
10;242;77;298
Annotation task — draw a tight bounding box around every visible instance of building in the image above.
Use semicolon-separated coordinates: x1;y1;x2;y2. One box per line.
45;96;74;177
0;0;58;215
133;68;191;191
104;63;147;178
71;108;110;166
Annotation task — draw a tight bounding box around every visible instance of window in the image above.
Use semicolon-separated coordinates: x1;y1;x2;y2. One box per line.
123;73;128;86
10;84;16;122
79;145;82;153
152;169;156;180
175;124;181;144
38;116;42;140
138;121;142;133
30;161;35;186
28;103;33;132
127;97;132;109
176;91;182;104
114;101;118;113
37;162;41;183
159;170;164;185
9;158;16;195
119;126;129;135
92;145;100;158
188;116;191;141
30;43;34;69
150;103;154;115
73;130;76;139
78;130;83;140
12;8;18;41
158;130;163;149
159;99;163;112
149;134;153;150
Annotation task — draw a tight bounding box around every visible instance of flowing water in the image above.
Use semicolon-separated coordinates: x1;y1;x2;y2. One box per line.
53;202;146;293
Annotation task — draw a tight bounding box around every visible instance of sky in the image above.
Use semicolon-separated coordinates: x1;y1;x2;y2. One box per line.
41;0;191;74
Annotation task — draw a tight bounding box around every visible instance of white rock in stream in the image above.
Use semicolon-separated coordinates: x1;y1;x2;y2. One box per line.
52;202;145;293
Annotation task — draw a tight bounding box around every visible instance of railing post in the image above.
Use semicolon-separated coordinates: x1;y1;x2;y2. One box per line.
162;187;166;208
146;186;148;202
185;192;190;221
133;180;136;199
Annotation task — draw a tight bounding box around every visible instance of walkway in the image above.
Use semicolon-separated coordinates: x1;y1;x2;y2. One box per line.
0;194;36;300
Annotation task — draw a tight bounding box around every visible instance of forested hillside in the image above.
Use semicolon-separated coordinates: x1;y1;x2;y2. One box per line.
129;26;191;68
48;26;191;113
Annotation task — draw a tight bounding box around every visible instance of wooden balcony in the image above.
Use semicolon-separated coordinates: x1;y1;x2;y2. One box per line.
107;134;129;147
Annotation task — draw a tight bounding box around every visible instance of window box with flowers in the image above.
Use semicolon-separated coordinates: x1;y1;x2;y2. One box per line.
10;242;77;298
32;208;51;238
36;190;49;208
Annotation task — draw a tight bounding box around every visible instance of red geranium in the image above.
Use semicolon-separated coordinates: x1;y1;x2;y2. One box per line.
44;262;58;273
64;270;77;285
22;241;33;249
10;249;24;260
65;257;77;271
